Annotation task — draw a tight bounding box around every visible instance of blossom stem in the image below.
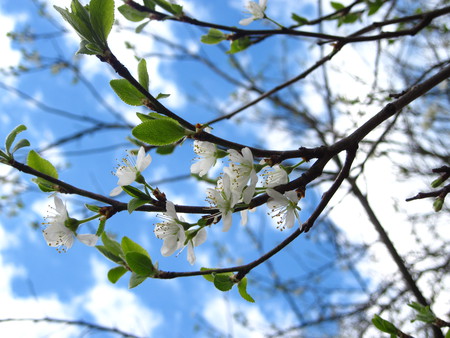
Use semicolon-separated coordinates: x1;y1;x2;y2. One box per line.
78;214;102;224
265;16;286;29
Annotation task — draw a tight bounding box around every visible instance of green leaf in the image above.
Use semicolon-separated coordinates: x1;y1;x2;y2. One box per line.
200;267;215;282
371;315;398;334
136;20;150;33
129;272;147;288
132;119;186;146
152;0;182;15
76;39;98;55
107;266;127;283
291;13;308;25
431;177;445;188
54;4;94;44
127;197;150;213
121;236;150;257
125;252;154;276
96;217;106;237
213;273;234;292
85;203;100;212
238;277;255;303
118;4;148;22
227;37;250;54
408;302;436;323
156;144;175;155
5;124;27;155
137;59;149;91
110;79;146;106
0;149;9;161
122;185;151;199
433;198;444;212
27;150;58;181
367;0;384;16
330;1;345;10
96;245;125;264
156;93;170;100
143;0;156;10
341;12;360;24
89;0;114;43
101;232;124;257
445;329;450;338
31;178;58;192
10;139;30;154
201;28;226;44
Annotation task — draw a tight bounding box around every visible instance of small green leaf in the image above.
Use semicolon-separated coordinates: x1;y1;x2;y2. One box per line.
5;124;27;155
118;4;148;22
54;3;94;43
143;0;156;10
96;245;125;264
129;272;147;288
101;232;123;257
431;177;445;188
291;13;308;25
445;329;450;338
96;218;106;237
27;150;58;179
367;0;384;16
108;266;127;283
121;185;151;199
31;178;55;192
156;93;170;100
433;198;444;212
137;59;149;91
152;0;182;15
85;203;100;212
227;37;250;54
156;144;175;155
330;1;345;10
238;277;255;303
213;273;234;292
76;40;98;55
89;0;115;43
408;302;436;323
136;20;150;33
371;315;398;334
0;149;9;161
121;236;150;257
125;252;154;276
10;139;30;154
200;267;215;282
127;197;150;213
201;28;225;44
110;79;146;106
132;119;186;146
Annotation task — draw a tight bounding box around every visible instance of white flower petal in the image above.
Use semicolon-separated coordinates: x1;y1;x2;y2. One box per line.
136;146;152;172
110;186;123;197
77;234;99;246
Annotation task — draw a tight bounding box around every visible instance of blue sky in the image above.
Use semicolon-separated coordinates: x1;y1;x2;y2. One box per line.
2;0;448;337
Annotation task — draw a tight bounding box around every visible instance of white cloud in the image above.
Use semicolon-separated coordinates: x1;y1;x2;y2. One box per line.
79;256;163;337
0;227;163;337
203;295;298;337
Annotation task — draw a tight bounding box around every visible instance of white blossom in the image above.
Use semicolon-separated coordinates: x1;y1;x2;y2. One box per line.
263;164;289;188
225;147;258;204
110;146;152;196
187;228;207;265
154;201;186;257
207;174;239;232
266;189;301;230
43;196;98;252
239;0;268;26
190;140;217;177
